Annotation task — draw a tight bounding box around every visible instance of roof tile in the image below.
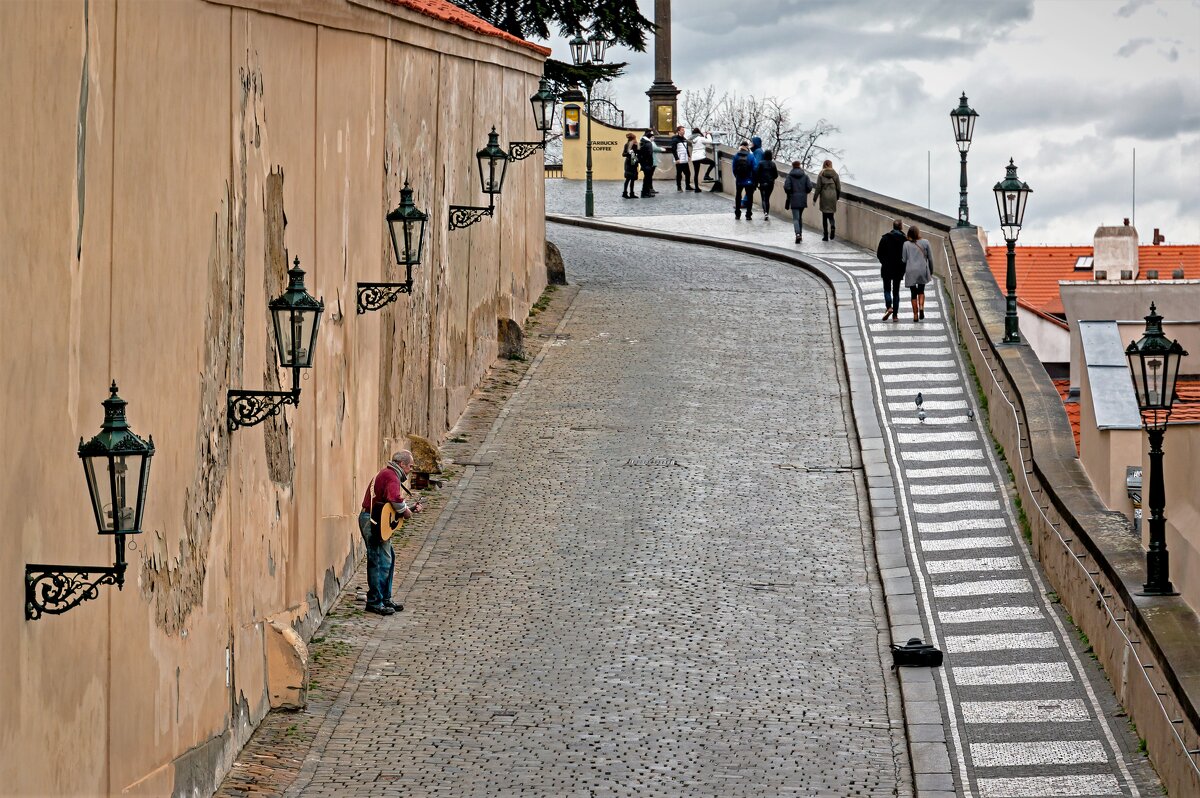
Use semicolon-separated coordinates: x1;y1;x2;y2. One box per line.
385;0;552;56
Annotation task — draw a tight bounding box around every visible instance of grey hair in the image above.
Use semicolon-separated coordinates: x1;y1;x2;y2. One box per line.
391;450;414;466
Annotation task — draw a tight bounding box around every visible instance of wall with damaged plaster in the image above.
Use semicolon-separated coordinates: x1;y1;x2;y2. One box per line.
0;0;547;794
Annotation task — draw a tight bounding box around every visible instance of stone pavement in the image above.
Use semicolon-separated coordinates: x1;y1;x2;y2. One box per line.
545;178;1165;798
219;187;912;796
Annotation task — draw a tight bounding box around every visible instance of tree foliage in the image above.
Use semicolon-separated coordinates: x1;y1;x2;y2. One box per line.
680;86;845;172
451;0;654;86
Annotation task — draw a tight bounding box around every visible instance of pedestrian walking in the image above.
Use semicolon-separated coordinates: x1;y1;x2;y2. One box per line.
731;143;756;220
876;219;907;320
671;126;693;191
621;132;639;199
755;149;779;219
902;225;934;322
358;451;424;615
638;129;657;197
782;160;814;243
815;159;841;240
690;127;715;188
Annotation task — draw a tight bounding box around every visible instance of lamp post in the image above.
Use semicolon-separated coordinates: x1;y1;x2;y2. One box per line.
1125;303;1188;596
227;256;325;431
570;28;613;217
25;383;155;620
950;92;978;227
357;181;429;313
993;158;1032;344
448;127;510;230
509;77;559;163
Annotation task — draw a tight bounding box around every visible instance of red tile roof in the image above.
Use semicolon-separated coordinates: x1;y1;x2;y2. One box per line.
985;245;1200;318
1053;378;1200;454
385;0;552;56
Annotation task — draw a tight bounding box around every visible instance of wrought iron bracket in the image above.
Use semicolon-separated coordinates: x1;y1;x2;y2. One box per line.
448;205;494;231
508;141;545;162
227;387;300;432
356;281;413;314
25;562;126;621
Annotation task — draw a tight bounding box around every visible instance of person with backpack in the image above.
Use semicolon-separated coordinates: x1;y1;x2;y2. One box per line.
690;128;714;188
731;143;756;220
815;159;841;240
755;150;780;219
671;126;693;191
621;132;639;200
637;129;657;197
875;219;907;320
782;160;814;243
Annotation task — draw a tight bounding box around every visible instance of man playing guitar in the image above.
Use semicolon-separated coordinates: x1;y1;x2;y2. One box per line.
358;450;424;616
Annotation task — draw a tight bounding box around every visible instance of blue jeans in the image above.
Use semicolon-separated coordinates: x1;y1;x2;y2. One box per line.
791;207;805;235
883;277;901;312
359;510;393;608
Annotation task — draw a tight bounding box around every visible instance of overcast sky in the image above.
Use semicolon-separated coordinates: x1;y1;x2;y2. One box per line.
537;0;1200;245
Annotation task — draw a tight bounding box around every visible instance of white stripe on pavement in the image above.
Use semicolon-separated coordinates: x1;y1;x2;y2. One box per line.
943;632;1059;653
910;482;997;495
925;556;1020;574
901;449;984;462
934;579;1032;597
906;466;989;478
886;385;963;396
888;399;968;410
897;430;978;443
961;699;1089;724
918;518;1007;534
879;359;956;369
938;606;1043;624
970;740;1109;767
953;662;1074;684
922;536;1012;551
977;774;1122;797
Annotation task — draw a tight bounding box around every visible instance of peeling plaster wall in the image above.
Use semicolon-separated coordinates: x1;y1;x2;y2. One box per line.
1;1;546;794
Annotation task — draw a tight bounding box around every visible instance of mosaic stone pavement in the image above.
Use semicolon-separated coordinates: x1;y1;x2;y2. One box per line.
550;178;1164;798
271;216;911;796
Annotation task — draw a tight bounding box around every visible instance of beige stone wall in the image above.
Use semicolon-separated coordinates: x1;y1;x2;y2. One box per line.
561;110;644;181
0;1;546;794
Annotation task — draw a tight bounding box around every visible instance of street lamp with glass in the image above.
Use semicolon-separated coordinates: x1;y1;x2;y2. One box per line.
950;92;978;227
993;158;1032;344
1125;303;1188;596
569;27;614;217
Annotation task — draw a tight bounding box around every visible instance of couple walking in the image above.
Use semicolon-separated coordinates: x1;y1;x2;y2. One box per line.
876;219;934;322
729;137;780;221
780;159;840;243
622;130;662;199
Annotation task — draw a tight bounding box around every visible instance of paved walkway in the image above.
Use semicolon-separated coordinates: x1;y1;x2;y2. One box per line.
545;178;1163;798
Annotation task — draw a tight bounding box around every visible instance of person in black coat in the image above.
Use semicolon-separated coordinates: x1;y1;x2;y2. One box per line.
754;150;780;218
876;219;908;321
637;130;657;197
621;132;640;199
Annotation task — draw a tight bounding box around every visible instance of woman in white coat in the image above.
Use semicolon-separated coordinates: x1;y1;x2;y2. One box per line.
902;225;934;322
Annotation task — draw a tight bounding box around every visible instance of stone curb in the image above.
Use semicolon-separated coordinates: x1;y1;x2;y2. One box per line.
548;213;951;797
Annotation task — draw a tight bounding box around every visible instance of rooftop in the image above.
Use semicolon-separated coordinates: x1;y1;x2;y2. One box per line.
1053;376;1200;455
985;245;1200;319
385;0;552;56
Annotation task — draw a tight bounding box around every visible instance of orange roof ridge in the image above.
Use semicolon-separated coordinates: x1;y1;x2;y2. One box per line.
385;0;552;56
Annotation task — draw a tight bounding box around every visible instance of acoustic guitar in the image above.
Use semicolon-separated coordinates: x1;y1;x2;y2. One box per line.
377;498;422;542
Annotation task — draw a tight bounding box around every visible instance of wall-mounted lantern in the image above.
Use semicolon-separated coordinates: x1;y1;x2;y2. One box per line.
25;382;155;620
227;256;325;431
448;127;510;231
357;181;429;313
509;78;560;163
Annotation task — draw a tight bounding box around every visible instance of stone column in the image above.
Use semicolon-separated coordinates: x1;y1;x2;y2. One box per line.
646;0;679;137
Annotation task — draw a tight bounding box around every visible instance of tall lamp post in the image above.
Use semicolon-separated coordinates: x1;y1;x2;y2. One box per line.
1126;303;1188;596
569;28;612;217
993;158;1032;344
950;92;978;227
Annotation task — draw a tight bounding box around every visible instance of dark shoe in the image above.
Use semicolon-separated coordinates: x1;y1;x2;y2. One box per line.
893;314;900;323
693;188;702;193
366;605;395;616
630;193;639;199
385;601;404;612
795;234;802;243
830;230;836;240
919;309;925;320
677;186;683;192
734;212;741;219
763;215;770;221
640;193;651;198
822;235;829;241
621;192;629;199
883;308;893;321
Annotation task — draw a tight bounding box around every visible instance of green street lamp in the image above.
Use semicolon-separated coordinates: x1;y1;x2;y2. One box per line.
993;158;1032;344
569;25;615;217
449;127;510;231
510;77;560;163
358;181;429;313
1126;303;1189;596
228;256;325;430
950;92;978;227
25;382;155;620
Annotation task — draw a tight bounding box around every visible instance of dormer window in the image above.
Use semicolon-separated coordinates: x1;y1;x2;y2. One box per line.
1074;256;1094;271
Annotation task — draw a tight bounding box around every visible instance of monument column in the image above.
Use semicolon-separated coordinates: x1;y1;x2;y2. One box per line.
646;0;679;136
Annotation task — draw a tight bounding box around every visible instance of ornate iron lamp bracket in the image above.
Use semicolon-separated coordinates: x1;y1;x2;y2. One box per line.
25;561;125;621
356;281;413;314
448;205;494;231
227;387;300;432
508;141;545;162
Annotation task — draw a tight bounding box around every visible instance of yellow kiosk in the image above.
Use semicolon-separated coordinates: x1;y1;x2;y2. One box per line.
560;104;647;181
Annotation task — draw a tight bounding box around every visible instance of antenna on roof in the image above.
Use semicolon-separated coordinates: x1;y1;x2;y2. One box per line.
1132;147;1136;236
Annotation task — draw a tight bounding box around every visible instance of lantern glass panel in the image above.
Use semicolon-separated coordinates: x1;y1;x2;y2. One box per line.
273;306;321;368
569;34;588;65
83;451;149;534
531;91;556;133
478;150;509;195
588;33;609;63
388;214;426;268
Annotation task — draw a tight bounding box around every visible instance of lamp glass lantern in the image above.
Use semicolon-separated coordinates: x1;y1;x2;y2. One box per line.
569;32;589;66
588;31;610;64
386;181;428;278
530;77;558;134
79;382;155;535
476;127;510;197
993;158;1032;241
269;257;325;369
950;92;978;153
1126;303;1187;425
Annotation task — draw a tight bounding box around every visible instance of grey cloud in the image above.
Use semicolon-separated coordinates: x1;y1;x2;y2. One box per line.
1117;37;1154;57
1116;0;1154;17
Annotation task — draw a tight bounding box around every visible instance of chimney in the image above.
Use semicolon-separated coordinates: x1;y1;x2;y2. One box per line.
1153;228;1165;245
1093;223;1139;280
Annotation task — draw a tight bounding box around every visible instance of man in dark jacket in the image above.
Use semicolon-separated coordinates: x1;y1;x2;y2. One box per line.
731;143;756;220
782;161;814;243
638;130;657;197
876;219;908;320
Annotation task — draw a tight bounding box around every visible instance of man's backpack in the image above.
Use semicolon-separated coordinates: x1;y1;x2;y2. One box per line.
732;153;753;183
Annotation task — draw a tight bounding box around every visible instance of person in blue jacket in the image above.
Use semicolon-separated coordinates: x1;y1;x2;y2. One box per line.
750;136;764;167
731;143;757;220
